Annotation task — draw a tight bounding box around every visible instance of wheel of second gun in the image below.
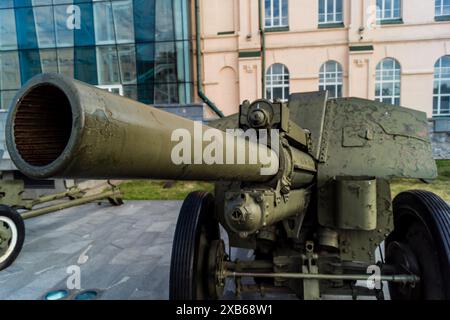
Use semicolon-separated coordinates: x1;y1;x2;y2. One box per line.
0;205;25;271
169;191;221;300
386;190;450;300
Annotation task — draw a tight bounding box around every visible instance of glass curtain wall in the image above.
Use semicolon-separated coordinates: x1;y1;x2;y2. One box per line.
0;0;192;110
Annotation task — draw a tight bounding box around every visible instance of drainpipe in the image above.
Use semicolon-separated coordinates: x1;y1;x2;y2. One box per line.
195;0;224;117
259;0;266;98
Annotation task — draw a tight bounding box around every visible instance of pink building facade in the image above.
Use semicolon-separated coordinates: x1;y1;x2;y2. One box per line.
194;0;450;119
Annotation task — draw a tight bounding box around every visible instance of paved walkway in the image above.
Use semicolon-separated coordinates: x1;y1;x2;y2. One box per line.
0;201;180;300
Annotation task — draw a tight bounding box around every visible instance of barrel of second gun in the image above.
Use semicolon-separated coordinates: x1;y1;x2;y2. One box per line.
6;74;278;182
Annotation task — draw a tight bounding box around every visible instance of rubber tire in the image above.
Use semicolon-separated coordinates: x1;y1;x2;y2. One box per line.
387;190;450;300
169;191;220;300
0;205;25;271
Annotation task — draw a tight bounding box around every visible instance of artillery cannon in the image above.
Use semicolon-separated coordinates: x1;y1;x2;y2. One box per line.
4;73;450;300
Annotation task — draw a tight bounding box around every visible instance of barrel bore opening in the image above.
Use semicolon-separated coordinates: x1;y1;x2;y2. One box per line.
13;84;72;167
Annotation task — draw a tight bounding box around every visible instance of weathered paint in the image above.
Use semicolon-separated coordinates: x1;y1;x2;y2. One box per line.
6;74;278;182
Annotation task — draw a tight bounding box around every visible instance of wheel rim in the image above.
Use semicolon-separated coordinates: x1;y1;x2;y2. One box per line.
386;240;421;299
0;216;18;264
207;239;226;299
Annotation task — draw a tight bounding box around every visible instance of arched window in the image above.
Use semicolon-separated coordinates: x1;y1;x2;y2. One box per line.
266;63;289;102
319;61;343;98
375;58;401;106
264;0;288;28
434;55;450;116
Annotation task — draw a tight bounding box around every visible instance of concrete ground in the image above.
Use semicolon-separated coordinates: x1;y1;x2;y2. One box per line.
0;200;383;300
0;200;179;300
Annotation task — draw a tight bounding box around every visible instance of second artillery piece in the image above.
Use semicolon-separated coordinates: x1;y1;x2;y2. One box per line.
4;73;450;300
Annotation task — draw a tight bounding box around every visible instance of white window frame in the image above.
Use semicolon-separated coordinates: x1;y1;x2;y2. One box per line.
97;84;124;96
265;63;290;102
319;61;343;98
319;0;343;24
375;58;401;106
264;0;288;28
376;0;401;22
433;56;450;116
435;0;450;17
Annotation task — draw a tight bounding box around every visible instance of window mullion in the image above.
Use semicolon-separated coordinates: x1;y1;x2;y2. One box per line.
279;0;282;26
391;0;394;19
271;0;274;27
332;0;335;22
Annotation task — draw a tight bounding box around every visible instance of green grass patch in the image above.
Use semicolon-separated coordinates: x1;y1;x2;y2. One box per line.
391;159;450;203
120;180;214;200
120;160;450;202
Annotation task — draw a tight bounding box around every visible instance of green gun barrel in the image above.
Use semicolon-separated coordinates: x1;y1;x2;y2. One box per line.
6;73;278;182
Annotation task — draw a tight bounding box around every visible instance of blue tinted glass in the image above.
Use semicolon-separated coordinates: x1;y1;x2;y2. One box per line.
19;50;42;84
281;0;288;18
134;0;155;42
94;1;115;45
13;0;32;8
441;80;450;94
54;5;74;47
327;0;334;14
433;97;438;114
40;49;58;73
0;52;21;90
319;0;325;14
336;0;343;12
32;0;52;5
74;46;97;84
53;0;73;4
74;3;95;46
155;42;177;83
434;81;439;95
136;43;155;84
156;0;174;41
15;7;39;50
57;48;74;78
96;46;120;85
34;6;56;48
0;1;14;9
385;0;392;11
137;83;154;104
123;84;137;100
173;0;189;41
0;90;17;110
265;0;271;16
118;44;137;84
441;55;450;68
382;58;394;69
273;0;280;25
112;0;135;44
445;0;450;15
155;82;178;104
0;9;18;50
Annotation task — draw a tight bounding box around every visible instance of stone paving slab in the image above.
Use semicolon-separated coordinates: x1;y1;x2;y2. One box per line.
0;200;180;300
